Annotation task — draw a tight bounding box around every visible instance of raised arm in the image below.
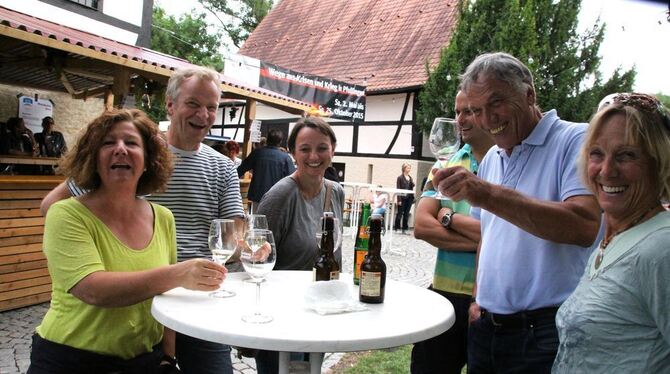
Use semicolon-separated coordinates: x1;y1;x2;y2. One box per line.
433;166;601;247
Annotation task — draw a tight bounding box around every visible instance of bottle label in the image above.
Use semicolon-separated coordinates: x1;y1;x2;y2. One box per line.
330;271;340;280
353;249;367;280
360;271;382;296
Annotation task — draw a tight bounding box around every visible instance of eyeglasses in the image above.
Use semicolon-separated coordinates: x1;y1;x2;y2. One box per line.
612;93;670;131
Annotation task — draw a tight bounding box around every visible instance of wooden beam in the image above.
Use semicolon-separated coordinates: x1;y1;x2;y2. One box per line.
242;99;257;158
72;85;109;100
62;68;113;82
104;88;113;111
59;72;76;95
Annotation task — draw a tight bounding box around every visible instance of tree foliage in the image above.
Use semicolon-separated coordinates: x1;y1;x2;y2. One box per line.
198;0;274;49
151;6;225;71
416;0;636;132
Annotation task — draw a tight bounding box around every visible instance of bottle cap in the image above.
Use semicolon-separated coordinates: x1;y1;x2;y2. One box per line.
322;212;334;231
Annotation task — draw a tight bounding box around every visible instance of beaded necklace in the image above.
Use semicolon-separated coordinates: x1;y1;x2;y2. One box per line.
594;206;659;269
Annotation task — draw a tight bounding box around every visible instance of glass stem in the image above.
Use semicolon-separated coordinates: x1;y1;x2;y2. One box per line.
254;282;261;315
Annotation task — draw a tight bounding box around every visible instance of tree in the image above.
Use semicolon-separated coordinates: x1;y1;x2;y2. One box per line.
416;0;636;132
198;0;274;49
656;92;670;109
151;6;225;71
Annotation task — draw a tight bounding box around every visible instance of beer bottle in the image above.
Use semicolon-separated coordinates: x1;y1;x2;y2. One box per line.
359;214;386;303
313;212;340;281
353;203;371;285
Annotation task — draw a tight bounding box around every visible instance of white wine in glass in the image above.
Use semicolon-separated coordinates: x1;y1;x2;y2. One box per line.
241;229;277;323
209;219;238;298
429;117;461;199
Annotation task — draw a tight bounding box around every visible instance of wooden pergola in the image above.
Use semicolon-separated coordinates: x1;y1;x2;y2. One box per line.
0;6;310;311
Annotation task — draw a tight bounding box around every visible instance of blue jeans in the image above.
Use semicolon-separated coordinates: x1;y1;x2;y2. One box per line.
411;289;470;374
175;332;232;374
467;307;559;374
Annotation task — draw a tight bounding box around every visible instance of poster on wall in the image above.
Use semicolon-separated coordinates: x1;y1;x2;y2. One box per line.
18;95;54;134
259;62;366;122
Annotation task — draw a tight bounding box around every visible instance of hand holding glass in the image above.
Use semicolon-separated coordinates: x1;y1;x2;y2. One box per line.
429;118;461;199
241;229;277;323
209;219;238;298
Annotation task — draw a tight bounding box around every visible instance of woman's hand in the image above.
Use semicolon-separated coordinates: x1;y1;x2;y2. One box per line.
175;259;227;291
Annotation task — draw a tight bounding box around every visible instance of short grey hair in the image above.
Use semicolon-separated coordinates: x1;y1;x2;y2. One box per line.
460;52;534;95
166;66;220;102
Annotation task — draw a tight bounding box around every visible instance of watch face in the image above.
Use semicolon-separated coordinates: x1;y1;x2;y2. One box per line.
441;214;451;228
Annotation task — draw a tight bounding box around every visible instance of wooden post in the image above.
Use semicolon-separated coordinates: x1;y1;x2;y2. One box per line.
112;67;131;108
104;87;114;111
242;99;257;158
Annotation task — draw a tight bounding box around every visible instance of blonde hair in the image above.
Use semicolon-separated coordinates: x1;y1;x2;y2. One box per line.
580;95;670;202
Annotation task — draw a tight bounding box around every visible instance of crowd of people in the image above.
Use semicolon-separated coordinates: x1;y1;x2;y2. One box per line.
22;51;670;374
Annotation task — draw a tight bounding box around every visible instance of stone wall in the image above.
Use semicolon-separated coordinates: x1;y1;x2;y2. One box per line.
0;83;105;149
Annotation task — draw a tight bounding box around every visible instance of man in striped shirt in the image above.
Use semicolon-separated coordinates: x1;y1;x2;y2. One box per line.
41;66;244;374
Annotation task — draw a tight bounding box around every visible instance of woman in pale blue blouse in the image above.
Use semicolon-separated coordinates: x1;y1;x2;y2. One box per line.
553;93;670;373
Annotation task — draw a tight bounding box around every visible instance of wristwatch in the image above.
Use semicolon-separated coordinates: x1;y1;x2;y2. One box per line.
441;211;455;229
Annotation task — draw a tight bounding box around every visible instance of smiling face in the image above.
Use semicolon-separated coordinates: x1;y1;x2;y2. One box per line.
455;91;492;148
96;120;145;190
466;76;538;154
166;76;220;150
292;126;335;180
587;114;658;226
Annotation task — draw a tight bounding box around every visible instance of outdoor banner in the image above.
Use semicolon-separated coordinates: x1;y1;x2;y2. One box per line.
18;95;54;134
259;62;366;122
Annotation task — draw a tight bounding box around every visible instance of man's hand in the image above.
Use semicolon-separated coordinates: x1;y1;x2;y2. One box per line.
468;302;482;324
431;166;491;206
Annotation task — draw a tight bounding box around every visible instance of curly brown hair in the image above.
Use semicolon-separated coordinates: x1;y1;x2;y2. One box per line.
58;109;173;195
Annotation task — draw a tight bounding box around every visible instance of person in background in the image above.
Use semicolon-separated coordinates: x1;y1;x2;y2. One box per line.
2;117;37;156
255;116;344;373
370;187;387;216
35;116;68;174
35;116;67;157
411;90;494;374
394;163;415;234
553;93;670;372
323;164;339;183
1;117;38;174
40;66;245;374
237;128;295;213
27;109;226;374
223;140;242;167
431;52;601;373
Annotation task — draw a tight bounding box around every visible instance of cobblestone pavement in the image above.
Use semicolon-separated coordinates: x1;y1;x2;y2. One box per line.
0;230;437;374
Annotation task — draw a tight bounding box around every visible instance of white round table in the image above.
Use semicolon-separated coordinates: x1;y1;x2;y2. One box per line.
152;271;454;374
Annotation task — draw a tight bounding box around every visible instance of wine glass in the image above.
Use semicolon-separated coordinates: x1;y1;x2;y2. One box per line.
241;229;277;323
246;214;269;231
209;219;239;298
428;118;461;199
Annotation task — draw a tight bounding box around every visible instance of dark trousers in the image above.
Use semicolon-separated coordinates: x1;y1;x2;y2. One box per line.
175;332;232;374
411;289;471;374
467;307;559;374
27;334;163;374
394;197;412;231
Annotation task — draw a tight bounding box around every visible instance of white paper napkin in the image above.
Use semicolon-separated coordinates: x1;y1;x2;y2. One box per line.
304;280;368;315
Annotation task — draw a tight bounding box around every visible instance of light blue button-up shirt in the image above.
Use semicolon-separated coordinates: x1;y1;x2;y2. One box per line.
471;110;598;314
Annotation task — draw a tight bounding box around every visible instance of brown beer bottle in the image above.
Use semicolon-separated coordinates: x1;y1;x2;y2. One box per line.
313;212;340;281
359;214;386;303
353;203;371;285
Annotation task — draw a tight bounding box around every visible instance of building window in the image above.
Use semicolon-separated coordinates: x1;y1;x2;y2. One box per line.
67;0;100;10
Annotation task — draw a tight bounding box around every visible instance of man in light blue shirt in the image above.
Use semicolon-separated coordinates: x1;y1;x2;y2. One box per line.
432;52;602;373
